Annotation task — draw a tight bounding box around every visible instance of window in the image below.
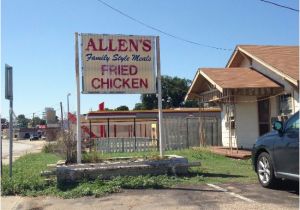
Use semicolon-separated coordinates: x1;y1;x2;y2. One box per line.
278;94;293;116
285;114;299;134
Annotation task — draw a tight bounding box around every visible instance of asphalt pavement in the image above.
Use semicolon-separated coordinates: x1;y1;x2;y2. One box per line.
1;182;298;210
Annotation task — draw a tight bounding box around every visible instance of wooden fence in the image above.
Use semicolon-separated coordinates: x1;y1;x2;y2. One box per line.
90;116;221;153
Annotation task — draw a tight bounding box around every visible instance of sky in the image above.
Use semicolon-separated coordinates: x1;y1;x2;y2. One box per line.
1;0;299;120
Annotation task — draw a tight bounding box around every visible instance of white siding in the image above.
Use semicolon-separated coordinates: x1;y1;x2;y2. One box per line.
293;90;299;112
252;60;294;92
242;58;299;115
235;96;259;149
221;104;237;148
270;96;278;129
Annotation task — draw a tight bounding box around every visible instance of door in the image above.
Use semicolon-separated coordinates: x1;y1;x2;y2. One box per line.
258;99;270;136
274;113;299;176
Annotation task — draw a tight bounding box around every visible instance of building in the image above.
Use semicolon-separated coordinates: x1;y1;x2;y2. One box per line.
185;45;299;149
43;107;60;128
80;108;221;151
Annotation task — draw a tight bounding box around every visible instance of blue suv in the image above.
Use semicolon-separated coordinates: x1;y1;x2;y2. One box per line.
252;111;299;188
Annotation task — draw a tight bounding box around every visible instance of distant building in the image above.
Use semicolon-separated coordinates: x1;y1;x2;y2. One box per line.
43;107;59;127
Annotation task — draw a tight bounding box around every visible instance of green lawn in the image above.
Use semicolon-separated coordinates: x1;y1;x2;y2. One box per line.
1;148;257;198
83;148;258;184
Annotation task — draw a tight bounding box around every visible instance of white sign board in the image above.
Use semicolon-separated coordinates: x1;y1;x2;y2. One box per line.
81;34;156;94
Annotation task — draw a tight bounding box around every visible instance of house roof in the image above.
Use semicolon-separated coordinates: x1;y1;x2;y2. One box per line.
202;68;281;89
185;67;282;100
227;45;299;85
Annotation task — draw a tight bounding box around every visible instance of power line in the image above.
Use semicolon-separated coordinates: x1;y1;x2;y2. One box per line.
95;0;233;51
260;0;299;12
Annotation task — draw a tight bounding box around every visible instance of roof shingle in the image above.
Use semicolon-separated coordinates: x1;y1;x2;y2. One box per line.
238;45;299;82
201;67;281;89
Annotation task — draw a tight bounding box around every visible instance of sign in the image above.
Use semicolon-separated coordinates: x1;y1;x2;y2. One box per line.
5;64;13;100
81;34;156;94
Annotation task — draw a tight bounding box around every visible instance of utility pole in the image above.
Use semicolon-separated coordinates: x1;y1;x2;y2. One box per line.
32;113;35;128
60;102;64;131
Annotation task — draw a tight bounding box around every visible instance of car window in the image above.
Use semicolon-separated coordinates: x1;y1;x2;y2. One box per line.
285;114;299;134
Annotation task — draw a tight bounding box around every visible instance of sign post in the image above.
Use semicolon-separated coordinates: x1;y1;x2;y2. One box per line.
156;37;164;157
75;32;82;163
5;64;13;177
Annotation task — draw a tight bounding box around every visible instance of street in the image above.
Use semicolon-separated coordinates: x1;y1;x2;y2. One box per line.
1;182;298;210
1;139;46;164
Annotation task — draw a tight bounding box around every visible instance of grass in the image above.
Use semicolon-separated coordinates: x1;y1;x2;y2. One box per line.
1;148;257;198
1;152;61;196
83;148;257;184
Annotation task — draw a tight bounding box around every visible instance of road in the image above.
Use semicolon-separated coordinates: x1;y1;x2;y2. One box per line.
2;182;298;210
1;139;46;164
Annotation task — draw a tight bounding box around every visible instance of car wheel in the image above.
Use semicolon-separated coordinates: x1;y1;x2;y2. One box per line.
256;152;278;188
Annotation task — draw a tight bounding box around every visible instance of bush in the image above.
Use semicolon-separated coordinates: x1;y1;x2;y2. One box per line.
42;130;77;164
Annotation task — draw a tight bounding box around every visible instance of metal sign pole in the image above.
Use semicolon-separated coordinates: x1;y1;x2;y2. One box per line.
9;99;13;177
75;32;81;163
5;64;13;177
156;36;164;157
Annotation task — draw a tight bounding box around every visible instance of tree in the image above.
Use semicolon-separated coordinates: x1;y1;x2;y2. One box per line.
133;103;145;110
115;105;129;111
139;75;198;110
31;116;46;127
16;114;30;128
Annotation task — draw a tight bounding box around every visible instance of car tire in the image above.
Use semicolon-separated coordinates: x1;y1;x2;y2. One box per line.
256;152;278;188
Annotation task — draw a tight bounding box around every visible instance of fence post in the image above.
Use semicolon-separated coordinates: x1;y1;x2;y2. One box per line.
134;118;136;151
186;118;189;149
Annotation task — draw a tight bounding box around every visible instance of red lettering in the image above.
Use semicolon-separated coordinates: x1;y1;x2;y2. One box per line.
129;39;138;52
122;78;130;88
87;38;152;52
91;78;149;90
118;39;128;51
142;40;151;52
98;39;108;51
114;78;122;88
85;38;97;51
140;78;148;88
100;65;138;76
132;78;139;88
101;65;108;75
91;78;100;89
108;39;117;51
129;65;137;75
101;78;109;89
120;65;129;75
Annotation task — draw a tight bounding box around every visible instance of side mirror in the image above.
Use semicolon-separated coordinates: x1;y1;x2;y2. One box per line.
273;121;283;132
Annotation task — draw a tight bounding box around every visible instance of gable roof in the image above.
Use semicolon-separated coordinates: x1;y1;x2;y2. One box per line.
202;68;281;90
185;67;282;100
227;45;299;85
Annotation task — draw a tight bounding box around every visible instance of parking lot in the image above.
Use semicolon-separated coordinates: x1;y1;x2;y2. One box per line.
2;182;298;210
1;139;45;164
